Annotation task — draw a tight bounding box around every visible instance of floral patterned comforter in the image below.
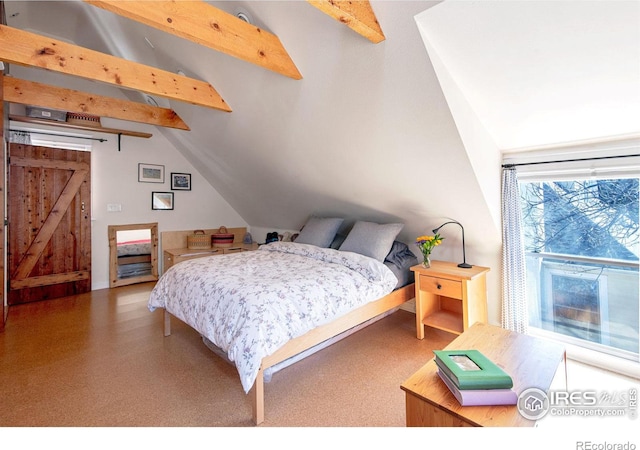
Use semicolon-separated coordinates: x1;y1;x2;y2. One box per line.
148;242;398;393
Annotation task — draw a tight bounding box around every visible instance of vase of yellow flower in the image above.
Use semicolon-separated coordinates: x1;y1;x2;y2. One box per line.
415;233;444;268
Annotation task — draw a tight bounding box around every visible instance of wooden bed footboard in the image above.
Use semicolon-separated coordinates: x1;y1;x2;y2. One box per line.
164;309;171;337
162;283;415;425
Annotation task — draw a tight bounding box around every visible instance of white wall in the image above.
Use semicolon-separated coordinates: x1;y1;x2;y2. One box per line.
89;122;247;289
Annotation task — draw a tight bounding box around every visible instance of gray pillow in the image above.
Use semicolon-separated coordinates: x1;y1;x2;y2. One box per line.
329;233;347;249
339;221;404;261
295;217;344;248
385;240;419;270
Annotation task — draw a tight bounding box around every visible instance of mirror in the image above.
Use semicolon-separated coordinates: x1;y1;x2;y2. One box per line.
108;223;159;288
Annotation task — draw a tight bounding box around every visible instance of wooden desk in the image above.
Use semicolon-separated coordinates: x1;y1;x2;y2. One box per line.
163;243;258;271
160;227;256;273
401;323;566;427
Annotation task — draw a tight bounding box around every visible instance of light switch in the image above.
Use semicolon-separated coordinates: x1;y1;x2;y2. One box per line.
107;203;122;212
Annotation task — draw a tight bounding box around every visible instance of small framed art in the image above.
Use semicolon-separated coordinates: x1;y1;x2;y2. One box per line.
152;192;174;210
171;172;191;191
138;163;165;183
433;349;513;390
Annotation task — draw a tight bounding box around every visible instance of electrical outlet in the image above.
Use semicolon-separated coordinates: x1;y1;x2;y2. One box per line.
107;203;122;212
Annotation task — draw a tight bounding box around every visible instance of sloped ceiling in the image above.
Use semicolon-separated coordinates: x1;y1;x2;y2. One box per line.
4;0;638;264
416;0;640;151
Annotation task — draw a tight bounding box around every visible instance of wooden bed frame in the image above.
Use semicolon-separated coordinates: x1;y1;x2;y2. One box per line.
162;282;415;425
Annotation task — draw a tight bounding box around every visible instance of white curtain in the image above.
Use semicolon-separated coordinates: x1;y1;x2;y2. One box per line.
9;130;31;144
501;166;528;333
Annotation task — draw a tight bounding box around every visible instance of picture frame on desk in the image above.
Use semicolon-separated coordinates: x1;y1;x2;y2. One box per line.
434;349;513;390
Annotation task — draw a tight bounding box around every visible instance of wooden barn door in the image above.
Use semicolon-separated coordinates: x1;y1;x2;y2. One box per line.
7;143;91;305
1;68;5;329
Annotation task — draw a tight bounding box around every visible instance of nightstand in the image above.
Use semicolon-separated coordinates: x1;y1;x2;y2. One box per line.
411;261;490;338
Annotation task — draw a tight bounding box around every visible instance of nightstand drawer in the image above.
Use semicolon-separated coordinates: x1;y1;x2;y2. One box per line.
419;275;462;299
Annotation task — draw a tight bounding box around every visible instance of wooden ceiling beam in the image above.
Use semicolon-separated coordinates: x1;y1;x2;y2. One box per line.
84;0;302;80
0;24;231;112
4;77;190;131
307;0;385;43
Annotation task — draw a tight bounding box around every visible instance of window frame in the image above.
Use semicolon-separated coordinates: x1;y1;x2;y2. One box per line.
504;138;640;374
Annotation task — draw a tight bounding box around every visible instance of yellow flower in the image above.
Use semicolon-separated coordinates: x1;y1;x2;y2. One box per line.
415;233;444;255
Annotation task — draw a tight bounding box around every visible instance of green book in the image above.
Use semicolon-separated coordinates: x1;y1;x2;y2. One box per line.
433;349;513;390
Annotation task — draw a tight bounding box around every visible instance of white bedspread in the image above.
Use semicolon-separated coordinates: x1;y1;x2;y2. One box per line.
148;242;398;393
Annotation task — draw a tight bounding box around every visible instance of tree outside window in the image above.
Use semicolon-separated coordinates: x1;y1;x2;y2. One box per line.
519;178;639;358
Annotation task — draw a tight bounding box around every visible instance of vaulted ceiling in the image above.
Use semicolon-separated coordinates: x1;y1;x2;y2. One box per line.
415;0;640;151
2;1;638;259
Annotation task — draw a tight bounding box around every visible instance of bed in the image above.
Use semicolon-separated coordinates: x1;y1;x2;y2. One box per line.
148;219;417;424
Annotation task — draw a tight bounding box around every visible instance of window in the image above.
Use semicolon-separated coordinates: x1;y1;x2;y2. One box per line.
29;133;92;152
519;176;639;361
9;126;93;152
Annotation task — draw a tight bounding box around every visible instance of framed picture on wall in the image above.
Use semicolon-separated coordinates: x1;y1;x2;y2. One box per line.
171;172;191;191
138;163;165;183
152;192;174;210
